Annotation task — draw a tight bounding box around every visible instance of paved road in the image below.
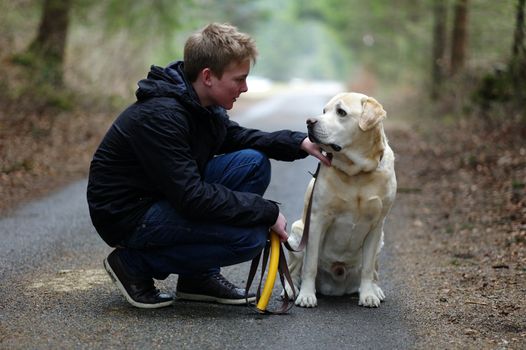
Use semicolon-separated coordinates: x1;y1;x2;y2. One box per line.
0;83;416;349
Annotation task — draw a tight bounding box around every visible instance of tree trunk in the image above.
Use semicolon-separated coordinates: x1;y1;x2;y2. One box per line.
431;0;448;99
510;0;526;100
512;0;525;58
27;0;72;86
450;0;469;76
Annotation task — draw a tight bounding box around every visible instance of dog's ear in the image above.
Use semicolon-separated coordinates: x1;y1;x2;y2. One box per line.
359;97;386;131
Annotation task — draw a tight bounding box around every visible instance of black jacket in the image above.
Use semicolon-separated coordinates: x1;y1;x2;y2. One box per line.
87;61;308;246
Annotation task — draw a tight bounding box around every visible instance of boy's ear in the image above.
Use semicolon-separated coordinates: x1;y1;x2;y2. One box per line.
201;68;213;87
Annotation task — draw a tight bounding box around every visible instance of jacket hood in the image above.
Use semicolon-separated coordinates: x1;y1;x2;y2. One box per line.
136;61;197;103
135;61;226;117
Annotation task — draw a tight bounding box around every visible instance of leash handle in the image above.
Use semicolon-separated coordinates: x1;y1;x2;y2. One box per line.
255;231;280;312
245;231;296;315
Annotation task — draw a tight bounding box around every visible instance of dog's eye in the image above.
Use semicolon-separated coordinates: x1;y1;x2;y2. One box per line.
336;108;347;117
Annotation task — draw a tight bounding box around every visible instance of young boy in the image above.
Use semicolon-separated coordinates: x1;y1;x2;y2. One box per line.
87;23;330;308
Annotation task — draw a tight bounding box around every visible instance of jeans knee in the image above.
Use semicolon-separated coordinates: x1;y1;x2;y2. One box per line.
243;149;270;169
235;226;268;261
243;149;271;189
253;227;268;250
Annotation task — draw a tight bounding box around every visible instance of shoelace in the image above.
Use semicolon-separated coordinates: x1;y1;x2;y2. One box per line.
212;273;238;290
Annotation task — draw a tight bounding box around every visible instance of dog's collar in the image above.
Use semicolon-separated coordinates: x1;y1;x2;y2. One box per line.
309;153;333;179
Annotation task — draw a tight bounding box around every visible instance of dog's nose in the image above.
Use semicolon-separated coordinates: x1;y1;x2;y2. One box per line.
306;118;317;126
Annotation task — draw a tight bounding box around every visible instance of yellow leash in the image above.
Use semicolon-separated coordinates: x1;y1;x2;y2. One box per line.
245;229;297;314
255;231;280;312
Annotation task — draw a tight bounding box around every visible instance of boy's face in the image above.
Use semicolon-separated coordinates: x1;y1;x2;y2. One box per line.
208;59;250;110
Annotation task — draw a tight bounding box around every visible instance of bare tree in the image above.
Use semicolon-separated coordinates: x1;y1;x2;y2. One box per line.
450;0;469;76
431;0;448;99
26;0;72;86
512;0;525;58
510;0;526;100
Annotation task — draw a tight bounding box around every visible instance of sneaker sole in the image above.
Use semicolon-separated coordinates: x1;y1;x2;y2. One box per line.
103;257;174;309
176;291;256;305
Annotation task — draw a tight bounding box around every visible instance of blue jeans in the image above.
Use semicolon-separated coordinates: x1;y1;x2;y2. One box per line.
117;149;271;280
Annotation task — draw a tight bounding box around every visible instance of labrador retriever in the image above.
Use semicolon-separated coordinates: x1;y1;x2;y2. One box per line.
285;92;397;308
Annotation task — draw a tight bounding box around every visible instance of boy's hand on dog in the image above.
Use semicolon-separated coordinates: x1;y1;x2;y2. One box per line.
300;138;331;167
271;212;288;242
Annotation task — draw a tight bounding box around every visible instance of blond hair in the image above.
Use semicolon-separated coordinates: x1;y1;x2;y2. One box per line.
183;23;258;82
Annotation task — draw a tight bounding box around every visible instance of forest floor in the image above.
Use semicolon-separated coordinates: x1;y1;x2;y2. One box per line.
386;107;525;349
0;90;524;349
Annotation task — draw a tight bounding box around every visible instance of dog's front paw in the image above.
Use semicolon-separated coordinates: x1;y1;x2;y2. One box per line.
359;292;380;307
295;291;317;308
358;283;384;307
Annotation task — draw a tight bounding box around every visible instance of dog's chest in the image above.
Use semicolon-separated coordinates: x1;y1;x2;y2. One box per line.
321;214;369;259
313;171;390;262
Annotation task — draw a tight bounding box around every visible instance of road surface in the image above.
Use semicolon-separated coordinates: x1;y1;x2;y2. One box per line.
0;82;416;349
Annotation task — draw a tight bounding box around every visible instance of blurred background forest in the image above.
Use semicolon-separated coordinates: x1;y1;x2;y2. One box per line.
2;0;523;196
0;0;524;110
0;1;524;230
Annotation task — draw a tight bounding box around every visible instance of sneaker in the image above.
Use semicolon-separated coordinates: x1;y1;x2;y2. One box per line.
103;249;174;309
176;273;256;305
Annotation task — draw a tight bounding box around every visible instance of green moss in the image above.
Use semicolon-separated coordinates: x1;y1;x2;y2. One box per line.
511;180;525;190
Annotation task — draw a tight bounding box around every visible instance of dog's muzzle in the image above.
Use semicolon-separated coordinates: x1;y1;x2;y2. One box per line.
307;119;342;152
308;131;342;152
307;130;322;144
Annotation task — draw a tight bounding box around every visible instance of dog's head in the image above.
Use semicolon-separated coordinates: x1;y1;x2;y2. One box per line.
307;92;386;153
